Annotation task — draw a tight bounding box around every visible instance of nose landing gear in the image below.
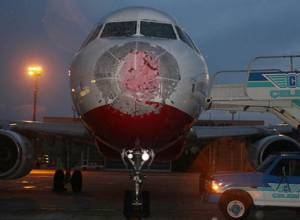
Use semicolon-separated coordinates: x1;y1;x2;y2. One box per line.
121;148;155;219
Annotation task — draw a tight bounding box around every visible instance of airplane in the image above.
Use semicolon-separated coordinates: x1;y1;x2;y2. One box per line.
1;7;300;219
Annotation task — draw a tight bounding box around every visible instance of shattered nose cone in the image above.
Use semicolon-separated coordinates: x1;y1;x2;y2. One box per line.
94;41;180;116
119;50;160;102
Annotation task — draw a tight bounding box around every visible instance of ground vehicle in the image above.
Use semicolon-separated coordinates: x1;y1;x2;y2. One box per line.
206;153;300;219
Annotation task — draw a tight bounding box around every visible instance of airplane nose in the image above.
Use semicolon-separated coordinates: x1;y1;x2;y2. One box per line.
94;41;181;115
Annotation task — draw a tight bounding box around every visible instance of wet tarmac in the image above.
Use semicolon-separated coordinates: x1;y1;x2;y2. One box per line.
0;170;299;220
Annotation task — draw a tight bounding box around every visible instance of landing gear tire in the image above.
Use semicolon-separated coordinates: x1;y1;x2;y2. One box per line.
123;190;150;219
53;169;65;192
141;191;150;217
219;191;252;219
71;170;82;193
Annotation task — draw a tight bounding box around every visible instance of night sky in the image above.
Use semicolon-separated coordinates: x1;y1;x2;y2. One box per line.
1;0;300;123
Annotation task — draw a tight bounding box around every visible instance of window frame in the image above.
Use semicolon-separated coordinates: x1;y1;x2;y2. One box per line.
139;20;178;40
270;158;300;176
80;24;103;49
258;155;276;173
100;21;138;38
271;159;289;176
287;159;300;176
175;25;200;53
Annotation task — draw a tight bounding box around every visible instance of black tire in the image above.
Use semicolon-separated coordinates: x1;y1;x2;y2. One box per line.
123;190;151;219
53;170;65;192
71;170;82;193
123;190;134;219
219;190;253;220
141;191;150;218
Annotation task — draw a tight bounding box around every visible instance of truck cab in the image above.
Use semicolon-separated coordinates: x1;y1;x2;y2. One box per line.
206;153;300;219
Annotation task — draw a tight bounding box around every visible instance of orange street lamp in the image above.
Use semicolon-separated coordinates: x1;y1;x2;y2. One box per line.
27;66;43;121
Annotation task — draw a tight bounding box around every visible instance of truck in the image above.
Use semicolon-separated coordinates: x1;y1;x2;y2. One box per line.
205;153;300;219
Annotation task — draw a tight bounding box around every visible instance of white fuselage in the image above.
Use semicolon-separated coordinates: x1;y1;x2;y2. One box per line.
69;7;209;159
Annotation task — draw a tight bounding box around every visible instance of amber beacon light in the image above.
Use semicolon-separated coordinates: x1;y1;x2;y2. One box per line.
27;66;43;121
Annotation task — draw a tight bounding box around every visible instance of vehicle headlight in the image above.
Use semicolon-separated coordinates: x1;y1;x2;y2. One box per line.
211;180;222;192
206;178;223;193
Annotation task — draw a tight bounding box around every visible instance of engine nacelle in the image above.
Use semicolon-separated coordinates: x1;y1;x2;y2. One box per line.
0;130;34;179
249;134;300;169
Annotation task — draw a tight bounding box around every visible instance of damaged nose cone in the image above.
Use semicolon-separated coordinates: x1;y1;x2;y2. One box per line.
94;41;180;116
119;50;160;101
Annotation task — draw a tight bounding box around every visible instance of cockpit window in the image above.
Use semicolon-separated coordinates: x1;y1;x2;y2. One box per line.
140;21;176;39
175;26;199;52
80;24;102;49
101;21;137;38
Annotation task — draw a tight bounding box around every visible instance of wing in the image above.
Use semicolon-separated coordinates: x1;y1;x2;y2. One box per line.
191;122;293;139
8;120;92;143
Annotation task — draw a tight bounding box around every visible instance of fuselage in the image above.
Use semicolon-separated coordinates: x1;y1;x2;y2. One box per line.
69;7;209;160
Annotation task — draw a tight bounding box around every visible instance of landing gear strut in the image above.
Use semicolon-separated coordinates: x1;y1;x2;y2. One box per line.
121;148;155;219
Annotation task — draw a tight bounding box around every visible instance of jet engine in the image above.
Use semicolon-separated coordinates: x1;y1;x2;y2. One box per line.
249;134;300;169
0;130;34;179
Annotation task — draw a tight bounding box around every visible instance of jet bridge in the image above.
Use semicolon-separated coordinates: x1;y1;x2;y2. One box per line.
208;55;300;129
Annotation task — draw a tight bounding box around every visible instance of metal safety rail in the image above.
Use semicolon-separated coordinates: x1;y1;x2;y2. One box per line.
207;55;300;129
247;55;300;74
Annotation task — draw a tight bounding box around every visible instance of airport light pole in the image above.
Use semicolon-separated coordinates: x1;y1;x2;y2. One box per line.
27;66;43;121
